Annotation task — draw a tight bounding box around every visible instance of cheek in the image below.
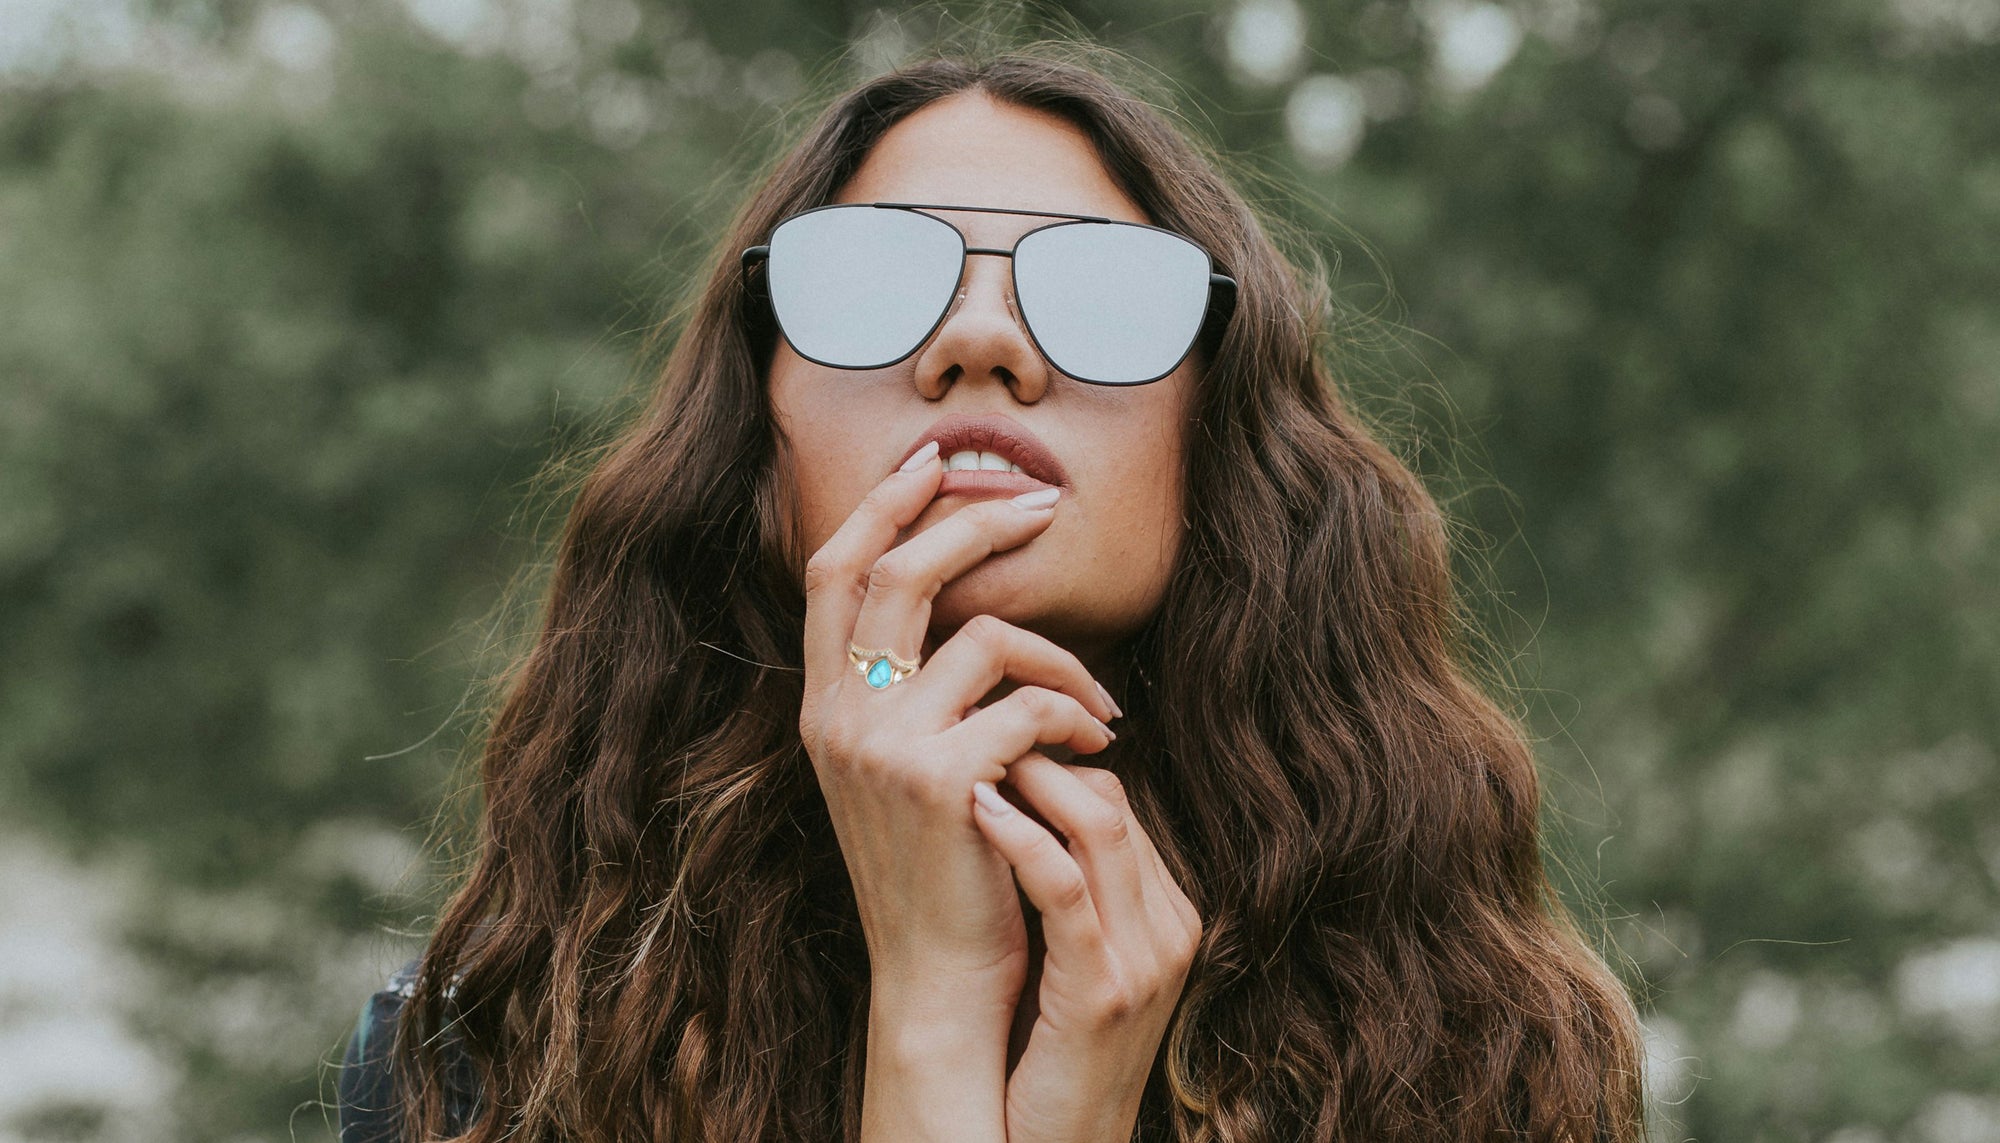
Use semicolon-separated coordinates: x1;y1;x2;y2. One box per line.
1136;398;1190;526
1077;415;1186;603
788;444;872;564
1141;407;1193;595
768;361;868;562
1126;467;1186;592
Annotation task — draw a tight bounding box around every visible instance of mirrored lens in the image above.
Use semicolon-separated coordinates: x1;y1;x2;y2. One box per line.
1013;223;1213;385
767;207;963;369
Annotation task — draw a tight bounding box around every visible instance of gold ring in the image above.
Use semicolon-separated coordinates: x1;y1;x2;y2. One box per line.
848;643;919;690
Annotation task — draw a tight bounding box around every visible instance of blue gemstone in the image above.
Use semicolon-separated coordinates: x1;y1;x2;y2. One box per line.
866;658;894;688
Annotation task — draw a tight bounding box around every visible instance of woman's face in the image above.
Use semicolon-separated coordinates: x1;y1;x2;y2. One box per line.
767;92;1198;670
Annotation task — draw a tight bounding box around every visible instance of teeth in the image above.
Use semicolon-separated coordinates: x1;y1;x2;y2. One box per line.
942;449;1027;474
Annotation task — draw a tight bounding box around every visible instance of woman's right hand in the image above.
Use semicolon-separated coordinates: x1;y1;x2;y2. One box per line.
798;441;1121;1019
802;443;1121;1143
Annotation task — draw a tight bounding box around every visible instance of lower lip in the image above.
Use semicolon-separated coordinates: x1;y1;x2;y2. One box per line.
936;470;1060;499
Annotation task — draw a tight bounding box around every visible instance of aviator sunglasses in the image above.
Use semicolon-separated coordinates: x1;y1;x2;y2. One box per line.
741;202;1238;386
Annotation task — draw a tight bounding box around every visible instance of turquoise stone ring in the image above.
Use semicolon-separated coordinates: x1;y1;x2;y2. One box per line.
848;643;919;689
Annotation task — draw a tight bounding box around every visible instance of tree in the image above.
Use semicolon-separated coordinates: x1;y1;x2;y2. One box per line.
0;0;1992;1136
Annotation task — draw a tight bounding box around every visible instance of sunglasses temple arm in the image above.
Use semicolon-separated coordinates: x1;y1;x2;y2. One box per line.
741;246;770;299
1201;273;1239;344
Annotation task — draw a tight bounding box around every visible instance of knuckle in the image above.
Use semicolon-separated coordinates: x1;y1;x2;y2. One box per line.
802;550;855;598
1106;990;1139;1023
978;498;1028;527
1079;803;1129;845
817;717;861;766
1094;972;1140;1023
874;755;917;794
1075;766;1127;801
864;554;920;598
897;765;956;809
962;612;1012;646
1015;685;1063;718
1178;906;1205;957
876;755;944;799
1180;925;1204;964
1050;868;1092;914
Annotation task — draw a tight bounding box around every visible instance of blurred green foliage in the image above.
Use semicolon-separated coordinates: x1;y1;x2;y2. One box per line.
1;0;1995;1139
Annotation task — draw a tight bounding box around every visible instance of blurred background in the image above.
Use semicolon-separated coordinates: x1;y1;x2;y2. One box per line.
1;0;1995;1138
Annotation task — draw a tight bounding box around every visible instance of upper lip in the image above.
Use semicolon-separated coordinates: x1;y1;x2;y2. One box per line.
898;413;1070;487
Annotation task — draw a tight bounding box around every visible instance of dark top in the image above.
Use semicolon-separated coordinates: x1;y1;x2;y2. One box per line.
337;959;481;1142
341;960;1616;1141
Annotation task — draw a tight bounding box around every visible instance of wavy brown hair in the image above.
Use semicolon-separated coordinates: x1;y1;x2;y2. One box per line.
390;37;1649;1143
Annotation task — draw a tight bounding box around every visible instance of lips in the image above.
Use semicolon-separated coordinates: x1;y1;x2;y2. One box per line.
898;413;1071;492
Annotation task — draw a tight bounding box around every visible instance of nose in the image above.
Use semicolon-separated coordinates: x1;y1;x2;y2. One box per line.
910;253;1051;402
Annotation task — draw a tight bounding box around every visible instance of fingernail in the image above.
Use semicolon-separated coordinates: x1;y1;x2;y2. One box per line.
1096;682;1123;720
1011;487;1060;510
899;440;940;473
973;781;1013;816
1098;719;1117;741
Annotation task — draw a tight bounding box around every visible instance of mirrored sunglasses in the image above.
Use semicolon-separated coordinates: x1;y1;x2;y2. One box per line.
741;202;1237;386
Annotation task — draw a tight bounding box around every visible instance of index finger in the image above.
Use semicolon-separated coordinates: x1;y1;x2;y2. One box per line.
800;441;943;691
1001;755;1151;939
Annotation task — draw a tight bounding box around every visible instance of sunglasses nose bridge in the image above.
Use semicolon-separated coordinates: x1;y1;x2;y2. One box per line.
941;248;1020;324
915;248;1051;401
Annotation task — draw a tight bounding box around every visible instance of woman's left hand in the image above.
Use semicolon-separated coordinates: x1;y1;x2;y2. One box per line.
970;753;1204;1143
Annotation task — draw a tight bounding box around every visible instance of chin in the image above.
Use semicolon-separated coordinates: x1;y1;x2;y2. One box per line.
924;569;1150;668
925;558;1058;643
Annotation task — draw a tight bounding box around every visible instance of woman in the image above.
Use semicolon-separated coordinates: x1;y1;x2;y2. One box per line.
338;42;1649;1143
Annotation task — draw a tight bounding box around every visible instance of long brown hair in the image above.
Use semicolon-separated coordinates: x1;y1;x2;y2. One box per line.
392;36;1649;1143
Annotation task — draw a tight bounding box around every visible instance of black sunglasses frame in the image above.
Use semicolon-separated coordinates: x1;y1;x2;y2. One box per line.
740;201;1238;386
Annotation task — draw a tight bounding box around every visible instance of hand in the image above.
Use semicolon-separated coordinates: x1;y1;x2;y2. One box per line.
796;447;1121;1139
970;754;1203;1143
